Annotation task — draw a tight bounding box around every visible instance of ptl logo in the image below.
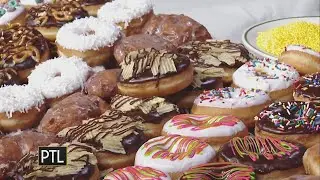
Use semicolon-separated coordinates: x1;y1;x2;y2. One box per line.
39;147;67;165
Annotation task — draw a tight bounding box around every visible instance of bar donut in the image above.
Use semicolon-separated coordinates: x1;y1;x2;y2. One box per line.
294;73;320;103
233;59;300;101
255;101;320;148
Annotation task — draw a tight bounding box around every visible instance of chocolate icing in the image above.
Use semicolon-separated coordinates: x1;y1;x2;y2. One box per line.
56;0;111;6
294;73;320;102
256;101;320;134
0;68;20;86
219;136;306;174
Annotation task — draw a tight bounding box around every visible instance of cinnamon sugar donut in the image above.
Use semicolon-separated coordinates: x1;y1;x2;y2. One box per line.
233;59;300;101
294;73;320;103
0;0;26;27
56;0;111;16
0;68;20;86
279;45;320;74
26;1;89;41
141;14;212;47
162;114;248;151
0;25;50;82
118;48;194;98
0;85;46;132
56;17;120;67
97;0;153;36
303;143;320;176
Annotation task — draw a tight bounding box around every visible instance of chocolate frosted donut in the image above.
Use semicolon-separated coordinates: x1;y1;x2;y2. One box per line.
219;136;306;179
141;14;212;47
0;25;50;82
0;68;20;86
294;73;320;103
56;0;111;16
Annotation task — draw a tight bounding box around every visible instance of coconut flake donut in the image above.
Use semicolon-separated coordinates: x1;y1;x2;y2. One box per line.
0;85;46;132
191;87;271;127
103;166;171;180
162;114;248;151
0;0;26;27
279;45;320;74
28;56;91;107
134;135;216;179
233;59;300;101
56;17;120;67
97;0;154;36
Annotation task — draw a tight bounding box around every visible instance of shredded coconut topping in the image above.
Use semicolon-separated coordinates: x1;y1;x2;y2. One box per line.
97;0;153;28
56;17;120;51
0;85;44;118
28;56;91;99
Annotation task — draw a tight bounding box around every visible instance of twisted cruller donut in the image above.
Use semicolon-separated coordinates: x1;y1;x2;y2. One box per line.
0;25;50;82
233;59;300;101
57;0;111;16
294;73;320;103
56;17;120;67
134;135;216;179
162;114;248;151
0;0;26;28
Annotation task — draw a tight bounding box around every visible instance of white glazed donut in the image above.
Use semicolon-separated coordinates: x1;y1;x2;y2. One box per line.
134;135;216;174
20;0;52;6
28;56;91;102
0;1;25;26
286;45;320;58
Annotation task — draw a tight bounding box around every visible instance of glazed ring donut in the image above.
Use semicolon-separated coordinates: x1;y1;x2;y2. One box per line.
294;73;320;103
233;59;300;101
303;143;320;176
56;0;111;16
0;0;26;28
28;56;91;107
0;85;46;132
0;25;50;83
56;17;120;67
118;48;194;98
191;87;271;127
97;0;154;36
134;135;216;179
279;45;320;74
103;166;171;180
255;101;320;148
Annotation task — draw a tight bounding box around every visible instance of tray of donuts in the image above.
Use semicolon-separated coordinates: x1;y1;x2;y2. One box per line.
0;0;319;179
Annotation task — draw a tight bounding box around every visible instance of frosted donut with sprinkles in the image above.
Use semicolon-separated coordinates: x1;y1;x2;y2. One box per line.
192;87;271;127
232;59;299;101
294;73;320;103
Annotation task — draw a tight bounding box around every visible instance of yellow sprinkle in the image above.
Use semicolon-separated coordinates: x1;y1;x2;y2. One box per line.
256;21;320;56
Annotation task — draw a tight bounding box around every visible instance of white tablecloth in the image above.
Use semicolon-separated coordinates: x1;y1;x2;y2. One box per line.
153;0;320;42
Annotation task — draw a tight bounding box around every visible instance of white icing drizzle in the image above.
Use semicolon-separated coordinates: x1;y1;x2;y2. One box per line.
233;59;300;92
56;17;120;51
28;56;91;99
286;45;320;58
0;5;25;25
20;0;53;6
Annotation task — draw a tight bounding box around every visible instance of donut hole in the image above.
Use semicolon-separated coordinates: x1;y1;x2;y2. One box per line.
54;72;61;77
76;28;96;36
254;68;275;78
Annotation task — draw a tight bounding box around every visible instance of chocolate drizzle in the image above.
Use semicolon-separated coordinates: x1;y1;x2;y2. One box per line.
294;73;320;102
0;68;20;86
56;0;111;6
219;136;306;174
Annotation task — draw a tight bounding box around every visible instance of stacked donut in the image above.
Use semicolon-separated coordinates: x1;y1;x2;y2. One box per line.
0;0;319;179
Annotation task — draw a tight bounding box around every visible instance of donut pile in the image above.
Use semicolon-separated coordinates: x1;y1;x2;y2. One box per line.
0;0;319;179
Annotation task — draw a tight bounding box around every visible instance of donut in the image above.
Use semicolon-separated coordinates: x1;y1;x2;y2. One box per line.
20;0;53;9
14;142;100;180
141;14;212;47
279;45;320;74
219;136;307;180
191;87;271;127
26;1;89;41
303;143;320;176
294;73;320;103
0;25;50;82
0;85;46;132
233;59;300;101
56;17;120;67
97;0;154;36
113;34;176;64
162;114;248;151
177;40;250;85
56;0;111;16
38;92;108;134
0;0;26;27
178;162;255;180
0;68;20;86
111;94;179;139
134;135;216;179
58;110;146;170
118;48;194;98
255;101;320;148
283;175;320;180
103;166;171;180
28;56;91;106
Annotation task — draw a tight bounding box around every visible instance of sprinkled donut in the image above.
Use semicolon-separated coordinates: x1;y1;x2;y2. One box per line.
162;114;248;150
192;87;271;127
134;135;216;178
233;59;300;101
0;0;26;27
56;17;120;67
28;56;91;106
97;0;153;36
103;166;171;180
255;101;320;148
294;73;320;103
